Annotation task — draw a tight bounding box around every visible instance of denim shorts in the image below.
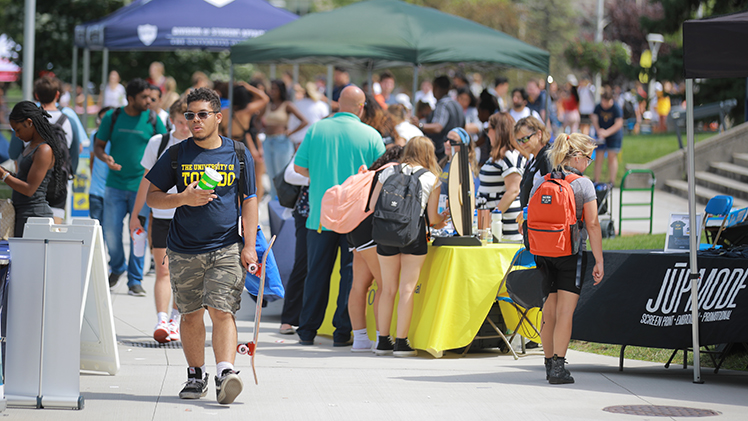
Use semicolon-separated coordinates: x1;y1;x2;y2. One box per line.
167;242;245;315
597;133;623;152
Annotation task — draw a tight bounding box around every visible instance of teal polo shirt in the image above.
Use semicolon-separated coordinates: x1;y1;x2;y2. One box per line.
295;112;385;231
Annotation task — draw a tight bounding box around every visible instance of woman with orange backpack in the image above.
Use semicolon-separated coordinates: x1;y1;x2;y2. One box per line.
528;133;604;384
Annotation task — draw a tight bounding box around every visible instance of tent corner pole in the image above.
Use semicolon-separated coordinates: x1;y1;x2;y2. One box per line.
270;64;276;80
22;0;36;101
366;61;373;95
72;45;78;114
101;48;109;111
293;64;299;88
686;78;703;384
82;48;91;133
326;65;333;109
228;62;234;134
412;65;419;105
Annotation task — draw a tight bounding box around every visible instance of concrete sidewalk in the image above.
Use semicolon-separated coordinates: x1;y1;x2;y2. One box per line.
4;267;748;421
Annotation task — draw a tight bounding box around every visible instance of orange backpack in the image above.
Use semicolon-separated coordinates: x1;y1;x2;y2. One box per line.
526;172;583;257
320;162;396;233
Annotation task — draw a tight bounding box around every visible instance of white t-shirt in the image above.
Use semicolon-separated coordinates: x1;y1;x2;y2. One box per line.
378;164;439;215
509;107;542;125
289;98;330;145
394;121;424;143
45;110;73;148
102;83;127;108
140;130;187;219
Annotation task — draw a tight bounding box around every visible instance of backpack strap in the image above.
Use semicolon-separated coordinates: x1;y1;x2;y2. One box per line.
147;110;159;135
168;142;180;173
110;106;122;129
54;113;68;127
157;132;171;158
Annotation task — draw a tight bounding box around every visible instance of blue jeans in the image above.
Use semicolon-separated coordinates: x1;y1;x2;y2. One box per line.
297;229;353;343
264;134;295;198
89;194;106;244
103;186;144;287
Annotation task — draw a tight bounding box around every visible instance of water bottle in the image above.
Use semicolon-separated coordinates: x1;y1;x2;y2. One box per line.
523;207;528;222
491;209;503;243
132;228;146;258
472;209;478;236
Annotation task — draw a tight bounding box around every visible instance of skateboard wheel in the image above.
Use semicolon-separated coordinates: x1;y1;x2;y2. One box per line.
237;344;249;354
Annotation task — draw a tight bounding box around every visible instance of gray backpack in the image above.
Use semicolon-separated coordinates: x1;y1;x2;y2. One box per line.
371;164;428;247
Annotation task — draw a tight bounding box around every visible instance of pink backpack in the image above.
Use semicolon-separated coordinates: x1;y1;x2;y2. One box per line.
320;162;396;233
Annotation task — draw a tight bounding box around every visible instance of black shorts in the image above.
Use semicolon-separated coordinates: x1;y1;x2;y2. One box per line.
347;214;376;252
579;113;592;125
535;252;588;295
376;218;428;257
151;217;172;249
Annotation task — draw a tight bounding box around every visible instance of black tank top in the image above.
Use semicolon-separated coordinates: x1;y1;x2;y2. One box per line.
12;144;53;214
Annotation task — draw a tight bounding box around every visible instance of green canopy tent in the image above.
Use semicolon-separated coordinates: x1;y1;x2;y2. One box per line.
230;0;549;97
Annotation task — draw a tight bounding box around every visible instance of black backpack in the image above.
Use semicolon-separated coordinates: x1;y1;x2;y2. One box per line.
371;164;428;247
622;100;636;120
54;112;80;175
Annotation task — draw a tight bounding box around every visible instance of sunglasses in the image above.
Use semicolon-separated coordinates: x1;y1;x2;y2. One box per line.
581;153;594;164
184;111;218;121
516;130;537;144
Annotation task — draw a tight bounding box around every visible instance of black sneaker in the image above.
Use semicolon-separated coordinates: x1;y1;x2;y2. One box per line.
109;272;122;289
549;355;575;384
128;284;147;297
374;335;394;356
179;367;208;399
393;337;417;357
215;369;243;404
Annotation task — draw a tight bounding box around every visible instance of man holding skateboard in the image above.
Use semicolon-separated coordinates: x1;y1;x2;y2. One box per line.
146;88;257;405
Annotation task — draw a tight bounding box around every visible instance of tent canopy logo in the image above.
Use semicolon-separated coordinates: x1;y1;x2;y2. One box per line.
204;0;235;7
137;24;158;46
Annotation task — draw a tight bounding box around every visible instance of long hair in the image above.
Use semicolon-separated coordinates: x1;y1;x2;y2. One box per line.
488;112;515;162
401;136;440;176
9;101;66;195
548;133;597;169
270;79;288;103
370;145;403;171
514;116;550;146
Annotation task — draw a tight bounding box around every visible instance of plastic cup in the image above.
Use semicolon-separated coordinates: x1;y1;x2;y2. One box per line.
197;167;222;190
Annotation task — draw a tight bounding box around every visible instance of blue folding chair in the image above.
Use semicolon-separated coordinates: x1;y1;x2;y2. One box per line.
701;195;733;248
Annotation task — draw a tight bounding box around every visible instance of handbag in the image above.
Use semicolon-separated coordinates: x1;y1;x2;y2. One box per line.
273;164;301;209
0;198;15;240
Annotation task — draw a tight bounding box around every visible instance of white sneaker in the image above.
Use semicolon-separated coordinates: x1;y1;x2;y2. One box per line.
154;321;170;343
168;319;180;342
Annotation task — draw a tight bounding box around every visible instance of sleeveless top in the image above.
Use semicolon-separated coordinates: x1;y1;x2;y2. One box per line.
264;102;290;127
12;144;53;217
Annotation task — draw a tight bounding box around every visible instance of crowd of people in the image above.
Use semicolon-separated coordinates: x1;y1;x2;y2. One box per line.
0;64;631;403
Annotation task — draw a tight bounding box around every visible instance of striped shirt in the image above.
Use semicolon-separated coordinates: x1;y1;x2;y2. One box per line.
478;150;526;241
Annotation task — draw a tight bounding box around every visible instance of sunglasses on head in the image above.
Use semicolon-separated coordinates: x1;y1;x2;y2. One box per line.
184;111;218;121
516;130;537;144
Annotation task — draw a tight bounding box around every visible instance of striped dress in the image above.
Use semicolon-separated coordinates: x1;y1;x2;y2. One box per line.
478;150;526;241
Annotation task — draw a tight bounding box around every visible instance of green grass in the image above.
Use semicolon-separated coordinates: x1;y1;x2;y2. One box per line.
583;132;713;186
599;232;666;250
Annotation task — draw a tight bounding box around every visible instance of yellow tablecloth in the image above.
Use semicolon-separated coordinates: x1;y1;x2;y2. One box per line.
318;242;522;357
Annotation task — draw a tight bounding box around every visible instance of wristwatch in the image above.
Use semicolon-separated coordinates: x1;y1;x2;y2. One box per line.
418;122;424;129
1;172;9;182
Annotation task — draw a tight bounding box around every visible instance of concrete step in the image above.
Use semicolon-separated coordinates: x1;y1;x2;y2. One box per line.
710;161;748;183
695;171;748;200
663;179;748;208
734;152;748;167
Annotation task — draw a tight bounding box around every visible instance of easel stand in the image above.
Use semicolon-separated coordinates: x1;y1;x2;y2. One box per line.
433;143;481;247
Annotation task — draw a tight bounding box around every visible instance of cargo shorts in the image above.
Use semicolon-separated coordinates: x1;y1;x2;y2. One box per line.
167;242;246;316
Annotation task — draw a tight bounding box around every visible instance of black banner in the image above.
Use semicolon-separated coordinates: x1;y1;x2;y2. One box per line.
572;250;748;349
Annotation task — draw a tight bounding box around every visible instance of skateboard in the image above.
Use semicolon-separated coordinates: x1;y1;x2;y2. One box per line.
237;235;276;385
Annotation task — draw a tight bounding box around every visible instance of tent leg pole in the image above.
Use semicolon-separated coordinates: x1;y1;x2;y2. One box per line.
101;48;109;110
367;63;373;95
293;64;299;88
83;48;91;133
412;65;419;105
270;64;276;80
686;78;703;384
228;62;234;132
326;65;333;109
22;0;36;101
72;46;78;112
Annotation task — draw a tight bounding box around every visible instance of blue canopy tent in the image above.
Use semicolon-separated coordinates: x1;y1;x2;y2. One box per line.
72;0;297;126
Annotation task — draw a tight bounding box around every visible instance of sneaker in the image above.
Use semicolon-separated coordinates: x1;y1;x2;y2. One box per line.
179;367;208;399
215;369;243;404
153;321;170;344
549;354;575;385
168;319;180;342
374;335;394;356
109;272;122;289
393;337;417;357
128;284;147;297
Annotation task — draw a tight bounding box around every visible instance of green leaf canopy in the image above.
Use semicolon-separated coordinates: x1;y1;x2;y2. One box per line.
230;0;549;74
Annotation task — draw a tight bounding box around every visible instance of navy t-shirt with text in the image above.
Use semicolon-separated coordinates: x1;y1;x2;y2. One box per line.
146;136;256;254
594;102;623;143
